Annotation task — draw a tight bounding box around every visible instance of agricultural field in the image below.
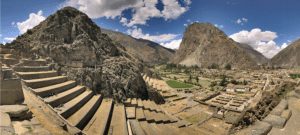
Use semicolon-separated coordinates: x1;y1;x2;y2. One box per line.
166;80;194;88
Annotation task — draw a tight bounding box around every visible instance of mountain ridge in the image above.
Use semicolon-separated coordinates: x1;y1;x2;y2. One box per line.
102;28;175;65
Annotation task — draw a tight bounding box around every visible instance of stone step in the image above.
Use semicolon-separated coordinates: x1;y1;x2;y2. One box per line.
149;123;166;135
124;98;131;106
157;113;171;123
126;107;136;119
83;99;114;135
33;80;76;97
144;110;155;123
137;99;144;108
139;121;159;135
156;124;183;135
1;54;19;59
13;66;50;72
108;104;128;135
130;98;137;107
56;90;93;118
17;71;57;80
136;108;146;121
142;100;154;111
0;58;19;66
23;76;67;89
0;48;14;54
149;101;162;113
20;59;47;66
128;120;145;135
67;95;102;129
44;85;86;107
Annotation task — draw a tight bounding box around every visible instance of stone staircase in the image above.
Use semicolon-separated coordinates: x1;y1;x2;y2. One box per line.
1;47;205;135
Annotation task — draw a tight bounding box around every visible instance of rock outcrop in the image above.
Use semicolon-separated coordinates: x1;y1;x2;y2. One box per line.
102;29;175;65
7;7;148;101
271;39;300;68
173;23;267;69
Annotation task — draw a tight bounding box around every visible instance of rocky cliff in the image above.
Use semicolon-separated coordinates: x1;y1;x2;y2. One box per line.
102;29;175;65
8;7;148;101
271;39;300;68
173;23;267;69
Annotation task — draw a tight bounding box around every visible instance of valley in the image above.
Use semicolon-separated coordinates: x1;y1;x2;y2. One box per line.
1;4;300;135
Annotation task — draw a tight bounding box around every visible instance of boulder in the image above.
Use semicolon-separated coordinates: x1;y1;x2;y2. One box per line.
263;114;286;128
270;99;288;116
0;112;15;135
0;105;31;119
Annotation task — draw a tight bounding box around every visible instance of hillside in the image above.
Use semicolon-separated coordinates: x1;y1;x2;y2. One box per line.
271;39;300;68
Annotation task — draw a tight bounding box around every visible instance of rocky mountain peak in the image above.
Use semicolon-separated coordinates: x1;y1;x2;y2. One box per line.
173;22;266;69
8;6;148;101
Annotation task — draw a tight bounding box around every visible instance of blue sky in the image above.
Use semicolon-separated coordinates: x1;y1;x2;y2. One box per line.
1;0;300;58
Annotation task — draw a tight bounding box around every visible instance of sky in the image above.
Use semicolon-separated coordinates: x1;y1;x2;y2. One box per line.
1;0;300;58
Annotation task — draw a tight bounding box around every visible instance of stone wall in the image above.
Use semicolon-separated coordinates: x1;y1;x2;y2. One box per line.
0;79;24;105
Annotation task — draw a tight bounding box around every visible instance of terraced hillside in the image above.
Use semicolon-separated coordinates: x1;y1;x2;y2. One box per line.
1;47;204;135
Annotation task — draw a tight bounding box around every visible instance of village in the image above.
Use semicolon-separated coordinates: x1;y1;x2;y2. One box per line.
143;64;300;134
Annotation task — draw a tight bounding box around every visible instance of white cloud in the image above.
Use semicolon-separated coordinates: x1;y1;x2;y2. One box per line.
235;17;248;25
160;39;182;49
230;28;289;58
64;0;191;27
127;26;178;43
214;24;224;29
126;0;162;27
161;0;189;20
17;10;45;34
64;0;141;19
3;37;16;43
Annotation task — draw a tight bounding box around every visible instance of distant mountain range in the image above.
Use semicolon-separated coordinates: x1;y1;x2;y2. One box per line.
172;23;268;69
102;29;175;65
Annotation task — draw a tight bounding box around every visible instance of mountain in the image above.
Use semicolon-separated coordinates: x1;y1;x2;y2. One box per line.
238;43;268;65
271;39;300;68
102;29;175;65
173;23;267;69
8;7;148;100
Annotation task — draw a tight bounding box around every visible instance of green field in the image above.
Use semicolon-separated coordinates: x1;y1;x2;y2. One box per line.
290;74;300;79
166;80;193;88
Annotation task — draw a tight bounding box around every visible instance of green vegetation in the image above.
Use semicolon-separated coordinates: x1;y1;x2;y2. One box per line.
224;63;232;70
208;63;219;69
219;75;229;86
166;80;193;88
290;74;300;79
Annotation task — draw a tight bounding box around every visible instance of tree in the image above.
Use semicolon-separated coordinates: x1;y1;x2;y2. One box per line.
188;74;192;82
195;76;199;83
209;63;219;69
219;75;228;86
225;64;231;70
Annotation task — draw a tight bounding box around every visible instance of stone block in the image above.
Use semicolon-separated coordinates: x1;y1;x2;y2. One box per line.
263;114;286;128
280;109;292;120
270;99;288;116
0;79;24;105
